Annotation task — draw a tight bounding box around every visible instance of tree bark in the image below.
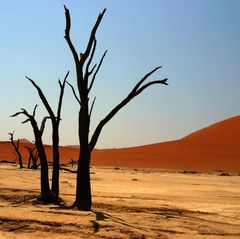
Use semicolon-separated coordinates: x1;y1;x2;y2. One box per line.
73;99;92;210
73;147;91;210
33;126;51;198
51;125;60;197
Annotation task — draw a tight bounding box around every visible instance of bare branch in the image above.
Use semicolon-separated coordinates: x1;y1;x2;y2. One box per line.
66;81;81;105
10;111;24;118
85;38;97;81
89;69;168;151
80;9;106;66
33;104;38;118
132;66;162;93
26;76;56;120
88;50;107;93
10;108;31;120
64;71;70;85
22;119;30;124
89;97;96;119
57;71;69;122
136;78;168;95
89;64;97;75
58;79;62;88
64;5;79;66
40;116;50;136
11;107;41;137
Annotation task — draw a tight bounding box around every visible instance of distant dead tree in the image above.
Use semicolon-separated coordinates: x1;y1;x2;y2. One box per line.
25;145;39;169
69;158;77;168
25;72;68;198
8;132;23;168
64;6;168;210
11;106;58;203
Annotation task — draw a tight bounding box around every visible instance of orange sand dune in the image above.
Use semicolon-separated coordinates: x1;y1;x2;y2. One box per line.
1;115;240;172
91;116;240;172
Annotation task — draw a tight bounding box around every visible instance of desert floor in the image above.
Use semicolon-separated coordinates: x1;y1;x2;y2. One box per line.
0;163;240;239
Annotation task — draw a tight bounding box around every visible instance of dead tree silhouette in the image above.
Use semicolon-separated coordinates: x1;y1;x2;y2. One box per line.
25;145;39;169
11;106;58;203
64;6;168;210
8;132;23;168
69;158;77;168
25;72;68;198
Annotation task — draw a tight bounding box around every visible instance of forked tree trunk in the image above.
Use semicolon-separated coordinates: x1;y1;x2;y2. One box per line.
27;73;68;199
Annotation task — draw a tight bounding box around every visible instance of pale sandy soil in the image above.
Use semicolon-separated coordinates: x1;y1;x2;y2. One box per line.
0;163;240;239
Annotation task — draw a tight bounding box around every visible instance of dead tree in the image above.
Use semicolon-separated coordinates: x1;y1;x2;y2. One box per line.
69;158;77;168
25;146;39;169
64;6;168;210
11;106;57;202
8;132;23;168
25;72;69;198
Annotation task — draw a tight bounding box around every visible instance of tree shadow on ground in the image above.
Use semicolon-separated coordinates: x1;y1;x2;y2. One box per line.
90;210;147;234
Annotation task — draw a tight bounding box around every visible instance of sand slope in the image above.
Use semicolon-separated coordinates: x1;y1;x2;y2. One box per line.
1;115;240;172
93;115;240;172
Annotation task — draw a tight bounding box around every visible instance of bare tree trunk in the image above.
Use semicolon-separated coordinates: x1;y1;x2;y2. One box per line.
74;147;91;210
34;131;51;199
51;125;60;196
72;101;92;210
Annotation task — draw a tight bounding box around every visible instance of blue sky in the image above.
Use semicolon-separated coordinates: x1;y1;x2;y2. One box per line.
0;0;239;148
